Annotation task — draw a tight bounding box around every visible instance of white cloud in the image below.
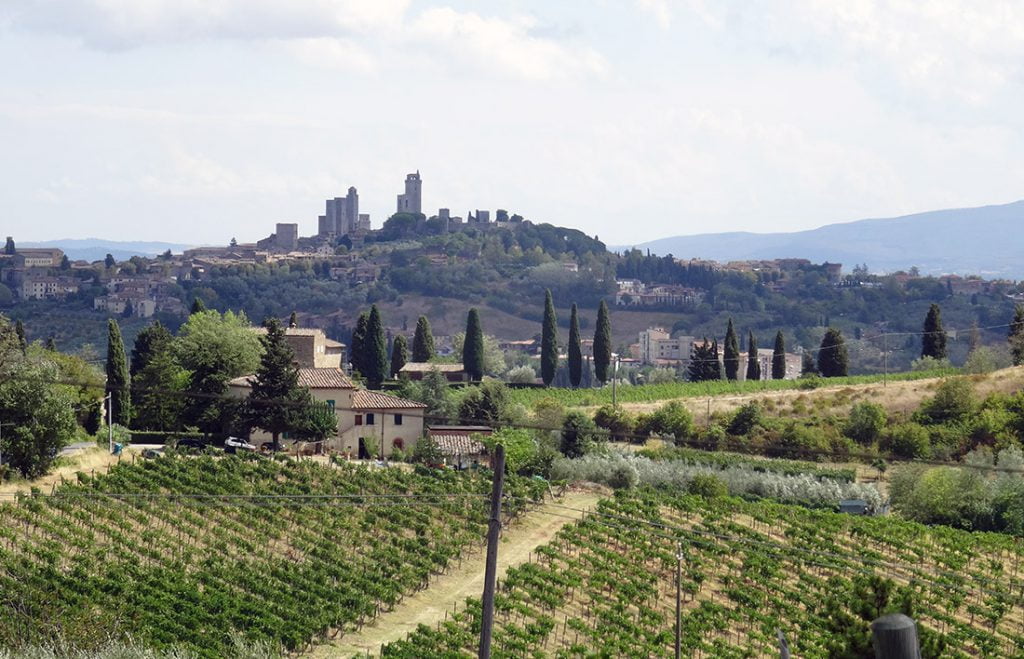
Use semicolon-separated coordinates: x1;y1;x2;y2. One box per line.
636;0;671;29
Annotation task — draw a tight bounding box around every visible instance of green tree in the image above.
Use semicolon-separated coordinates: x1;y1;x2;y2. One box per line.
190;297;206;315
14;319;26;354
688;338;718;383
390;334;408;378
130;320;173;377
771;330;786;380
817;328;848;377
0;361;76;477
921;303;947;360
411;316;435;362
363;305;388;389
133;349;187;432
1010;304;1024;366
105;318;131;426
567;303;583;388
592;300;612;384
844;401;887;445
174;310;262;437
104;253;116;269
802;350;818;376
122;299;134;318
247;317;302;451
540;289;558;386
709;339;721;380
3;237;14;255
723;318;740;381
44;337;56;351
745;330;760;381
291;396;338;443
60;255;70;270
457;380;509;425
288;311;298;328
350;311;369;377
462;308;484;382
560;410;596;458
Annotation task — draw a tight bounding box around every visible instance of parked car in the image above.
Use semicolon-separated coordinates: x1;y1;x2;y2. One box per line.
225;437;257;454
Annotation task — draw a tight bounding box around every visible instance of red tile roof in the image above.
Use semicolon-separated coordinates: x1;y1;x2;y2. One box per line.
431;435;487;456
351;390;427;410
229;368;355;390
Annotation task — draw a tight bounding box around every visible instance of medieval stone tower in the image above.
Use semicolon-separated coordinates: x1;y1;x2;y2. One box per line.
396;171;422;214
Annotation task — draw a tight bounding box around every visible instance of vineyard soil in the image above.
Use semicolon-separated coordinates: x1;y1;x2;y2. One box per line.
312;489;605;658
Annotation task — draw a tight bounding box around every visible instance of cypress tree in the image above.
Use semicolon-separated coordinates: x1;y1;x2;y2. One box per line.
746;331;761;381
463;308;484;382
921;303;947;360
723;318;740;381
14;319;26;354
390;335;408;378
568;303;583;388
190;298;206;315
818;328;849;377
105;318;131;426
1010;304;1024;366
3;236;14;255
350;311;369;376
248;317;300;451
593;300;612;384
364;305;388;389
771;331;786;380
288;311;298;328
541;290;558;386
802;351;818;376
412;316;435;362
710;340;722;380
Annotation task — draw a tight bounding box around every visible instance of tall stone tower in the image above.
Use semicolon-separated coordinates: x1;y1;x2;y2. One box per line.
320;186;360;236
396;171;422;214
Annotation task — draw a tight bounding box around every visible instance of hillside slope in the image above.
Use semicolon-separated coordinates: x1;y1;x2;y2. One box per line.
623;200;1024;278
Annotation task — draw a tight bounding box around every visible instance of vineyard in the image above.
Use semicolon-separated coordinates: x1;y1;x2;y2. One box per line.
506;368;955;409
383;490;1024;658
0;454;545;656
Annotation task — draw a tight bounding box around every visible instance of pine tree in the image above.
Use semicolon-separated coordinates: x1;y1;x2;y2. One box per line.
593;300;612;384
688;338;717;382
771;330;786;380
390;335;408;378
568;303;583;388
248;317;301;451
723;318;740;381
14;319;26;354
921;303;947;360
1010;304;1024;366
350;311;369;376
746;330;761;381
364;305;388;389
541;290;558;386
105;318;131;427
288;311;298;328
463;308;484;382
190;298;206;315
412;316;435;362
44;337;56;352
818;328;849;377
130;320;172;377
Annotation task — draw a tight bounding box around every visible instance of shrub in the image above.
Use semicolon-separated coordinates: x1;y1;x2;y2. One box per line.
607;461;640;489
506;365;536;384
687;474;728;498
881;423;931;459
844;402;887;445
532;397;566;430
917;378;976;425
963;347;999;374
702;424;727;450
636;401;694;443
593;404;635;442
560;411;597;458
910;355;953;372
727;402;763;436
772;423;830;461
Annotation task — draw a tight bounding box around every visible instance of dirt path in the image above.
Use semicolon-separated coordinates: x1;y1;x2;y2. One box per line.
309;489;605;658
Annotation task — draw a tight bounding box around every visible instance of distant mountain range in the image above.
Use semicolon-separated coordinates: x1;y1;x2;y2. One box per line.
614;200;1024;279
20;238;196;263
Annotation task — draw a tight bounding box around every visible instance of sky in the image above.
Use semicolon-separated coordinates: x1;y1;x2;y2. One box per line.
2;0;1024;246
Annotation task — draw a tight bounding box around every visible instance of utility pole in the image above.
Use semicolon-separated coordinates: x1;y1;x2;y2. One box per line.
478;444;506;659
675;540;683;659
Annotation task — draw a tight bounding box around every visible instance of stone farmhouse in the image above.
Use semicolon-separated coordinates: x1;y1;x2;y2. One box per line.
229;327;423;458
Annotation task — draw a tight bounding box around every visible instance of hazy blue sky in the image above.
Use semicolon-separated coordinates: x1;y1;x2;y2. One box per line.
2;1;1023;245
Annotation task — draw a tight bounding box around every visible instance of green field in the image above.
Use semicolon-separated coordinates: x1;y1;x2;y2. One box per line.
0;454;544;656
507;368;958;409
384;490;1024;658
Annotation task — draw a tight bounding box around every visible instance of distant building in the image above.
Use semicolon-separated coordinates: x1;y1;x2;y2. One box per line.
319;187;360;237
397;171;422;214
399;362;467;382
275;223;298;251
20;276;80;300
251;326;344;369
12;248;64;268
748;349;801;381
638;328;693;365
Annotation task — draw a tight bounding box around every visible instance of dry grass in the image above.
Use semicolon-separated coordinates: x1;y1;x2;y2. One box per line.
0;446;126;497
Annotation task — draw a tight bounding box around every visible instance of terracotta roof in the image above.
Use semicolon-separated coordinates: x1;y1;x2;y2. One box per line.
228;368;355;390
399;362;465;373
351;390;426;410
432;435;487;456
324;338;346;348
